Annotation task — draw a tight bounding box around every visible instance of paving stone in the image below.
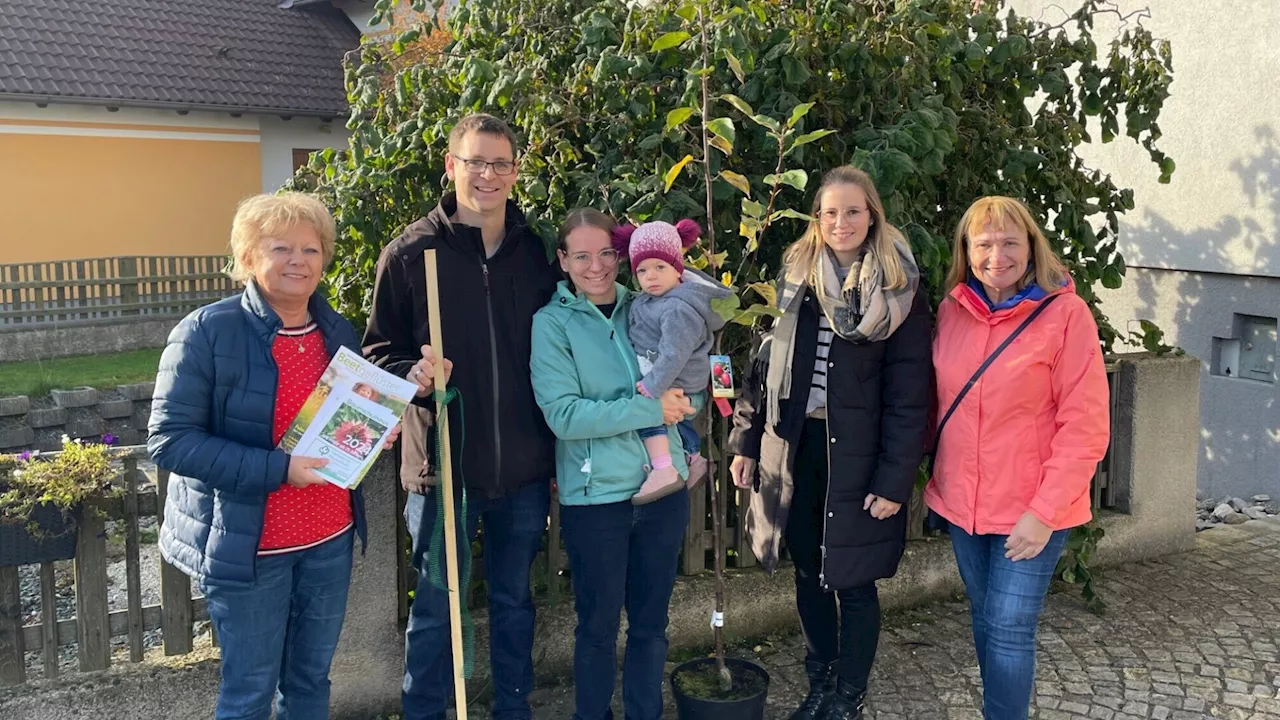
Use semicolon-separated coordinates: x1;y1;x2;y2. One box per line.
508;521;1280;720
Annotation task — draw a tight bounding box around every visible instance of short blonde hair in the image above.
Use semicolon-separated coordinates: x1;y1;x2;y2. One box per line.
227;192;337;284
945;196;1070;294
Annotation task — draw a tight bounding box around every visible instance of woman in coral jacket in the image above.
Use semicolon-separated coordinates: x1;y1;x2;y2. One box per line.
926;196;1110;720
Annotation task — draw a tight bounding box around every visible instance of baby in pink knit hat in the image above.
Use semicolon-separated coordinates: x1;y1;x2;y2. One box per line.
612;219;732;504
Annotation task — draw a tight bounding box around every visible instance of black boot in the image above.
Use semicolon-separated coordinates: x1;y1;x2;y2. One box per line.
822;678;866;720
789;660;836;719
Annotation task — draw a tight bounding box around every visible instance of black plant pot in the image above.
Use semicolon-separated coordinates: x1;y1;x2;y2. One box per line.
670;657;770;720
0;503;79;566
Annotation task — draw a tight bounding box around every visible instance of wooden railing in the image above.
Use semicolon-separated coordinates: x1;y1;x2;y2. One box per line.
0;255;238;327
0;447;204;686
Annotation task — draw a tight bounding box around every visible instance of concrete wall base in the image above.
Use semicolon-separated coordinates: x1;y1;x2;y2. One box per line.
0;318;176;363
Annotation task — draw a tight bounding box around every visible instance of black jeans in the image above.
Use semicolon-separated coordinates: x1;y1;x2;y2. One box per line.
784;418;881;695
561;489;691;720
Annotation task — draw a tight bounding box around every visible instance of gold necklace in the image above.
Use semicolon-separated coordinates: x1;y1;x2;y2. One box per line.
284;313;312;354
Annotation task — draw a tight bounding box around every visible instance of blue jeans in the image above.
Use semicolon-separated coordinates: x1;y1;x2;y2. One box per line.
403;480;551;720
636;419;701;457
202;530;354;720
561;489;690;720
949;524;1070;720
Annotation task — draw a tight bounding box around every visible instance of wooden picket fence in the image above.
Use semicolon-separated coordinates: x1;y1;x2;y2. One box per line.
0;447;204;686
0;255;238;327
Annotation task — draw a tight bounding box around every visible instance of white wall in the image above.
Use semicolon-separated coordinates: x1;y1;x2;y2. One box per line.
332;0;388;35
0;102;258;133
1002;1;1280;497
1008;0;1280;279
257;115;352;191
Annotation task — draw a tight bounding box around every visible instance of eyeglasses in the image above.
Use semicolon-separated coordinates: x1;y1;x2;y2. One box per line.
818;208;867;225
564;249;620;269
453;156;517;176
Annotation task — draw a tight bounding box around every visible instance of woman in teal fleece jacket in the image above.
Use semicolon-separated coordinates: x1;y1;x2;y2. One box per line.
530;208;695;720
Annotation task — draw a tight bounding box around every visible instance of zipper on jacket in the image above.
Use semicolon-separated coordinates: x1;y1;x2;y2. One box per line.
819;416;834;590
481;260;502;494
258;342;281;567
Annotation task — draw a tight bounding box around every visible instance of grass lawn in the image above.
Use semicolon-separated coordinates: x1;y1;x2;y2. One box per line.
0;348;163;398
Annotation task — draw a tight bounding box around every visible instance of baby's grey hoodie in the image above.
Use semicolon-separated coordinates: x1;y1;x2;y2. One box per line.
628;268;733;396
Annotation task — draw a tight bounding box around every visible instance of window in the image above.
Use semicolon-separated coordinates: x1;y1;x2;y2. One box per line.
292;148;322;172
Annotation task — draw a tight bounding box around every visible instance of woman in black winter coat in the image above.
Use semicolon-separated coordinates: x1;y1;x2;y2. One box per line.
728;166;932;720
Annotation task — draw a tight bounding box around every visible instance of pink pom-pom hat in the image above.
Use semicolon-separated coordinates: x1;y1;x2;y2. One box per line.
610;219;700;274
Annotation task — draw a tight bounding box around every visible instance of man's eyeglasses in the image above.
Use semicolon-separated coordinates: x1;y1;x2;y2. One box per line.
565;249;620;269
454;156;517;176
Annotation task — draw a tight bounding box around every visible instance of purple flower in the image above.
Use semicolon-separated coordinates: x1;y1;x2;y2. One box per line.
16;450;32;462
101;433;119;446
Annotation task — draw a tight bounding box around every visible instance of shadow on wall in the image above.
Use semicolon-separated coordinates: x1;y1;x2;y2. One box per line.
1114;124;1280;497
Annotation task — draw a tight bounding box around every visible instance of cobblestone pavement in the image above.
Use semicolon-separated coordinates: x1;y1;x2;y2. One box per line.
511;518;1280;720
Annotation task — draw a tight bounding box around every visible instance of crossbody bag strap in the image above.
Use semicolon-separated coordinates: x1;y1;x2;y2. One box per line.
926;293;1060;473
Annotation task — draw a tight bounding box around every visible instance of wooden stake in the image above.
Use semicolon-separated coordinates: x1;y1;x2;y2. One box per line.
423;249;468;720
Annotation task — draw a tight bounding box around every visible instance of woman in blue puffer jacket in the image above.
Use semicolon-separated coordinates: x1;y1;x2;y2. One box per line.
148;192;394;720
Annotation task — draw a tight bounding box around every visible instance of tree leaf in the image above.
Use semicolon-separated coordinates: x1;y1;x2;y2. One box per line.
708;250;729;268
768;207;816;222
652;31;692;53
749;114;782;133
638;133;664;150
709;136;734;155
710;295;741;323
745;281;778;307
675;3;698;22
763;169;808;191
787;102;815;128
786;129;836;155
664;154;696;191
741;198;766;218
665;107;696;132
720;94;754;117
706;117;736;145
726;51;746;84
732;303;785;325
719;170;751;196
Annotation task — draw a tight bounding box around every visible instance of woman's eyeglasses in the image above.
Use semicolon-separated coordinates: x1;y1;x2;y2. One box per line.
565;249;620;269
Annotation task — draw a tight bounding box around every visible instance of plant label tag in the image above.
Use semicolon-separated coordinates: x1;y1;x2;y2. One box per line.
709;354;735;398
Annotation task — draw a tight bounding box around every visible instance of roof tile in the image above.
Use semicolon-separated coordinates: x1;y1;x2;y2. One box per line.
0;0;359;115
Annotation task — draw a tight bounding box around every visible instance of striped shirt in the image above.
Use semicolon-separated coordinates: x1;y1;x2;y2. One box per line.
806;314;836;417
806;263;851;418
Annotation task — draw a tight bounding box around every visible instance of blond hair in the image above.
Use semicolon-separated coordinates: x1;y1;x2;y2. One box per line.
945;196;1070;294
782;166;908;295
227;192;337;284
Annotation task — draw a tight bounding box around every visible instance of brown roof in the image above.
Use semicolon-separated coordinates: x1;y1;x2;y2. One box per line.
0;0;360;116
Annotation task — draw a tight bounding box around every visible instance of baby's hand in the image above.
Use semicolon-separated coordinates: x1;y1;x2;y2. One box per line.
636;381;654;398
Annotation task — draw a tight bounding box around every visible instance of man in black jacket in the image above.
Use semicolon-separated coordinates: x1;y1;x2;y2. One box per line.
363;114;558;720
